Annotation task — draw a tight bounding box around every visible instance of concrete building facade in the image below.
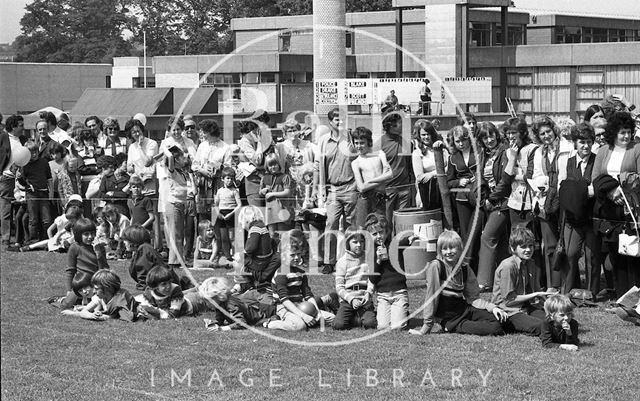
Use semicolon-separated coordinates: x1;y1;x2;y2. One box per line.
107;5;639;121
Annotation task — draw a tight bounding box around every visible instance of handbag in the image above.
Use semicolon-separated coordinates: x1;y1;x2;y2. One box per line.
85;175;102;199
552;214;569;271
618;190;640;257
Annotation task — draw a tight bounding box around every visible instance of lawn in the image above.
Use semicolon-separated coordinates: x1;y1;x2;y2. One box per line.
1;250;638;401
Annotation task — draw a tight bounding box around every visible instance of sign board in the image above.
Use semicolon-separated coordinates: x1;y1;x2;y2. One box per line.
314;77;491;114
314;79;373;107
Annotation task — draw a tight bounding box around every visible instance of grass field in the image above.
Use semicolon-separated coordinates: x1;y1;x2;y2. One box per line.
1;250;638;401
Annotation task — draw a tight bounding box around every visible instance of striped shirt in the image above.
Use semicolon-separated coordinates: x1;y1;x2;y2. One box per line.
271;268;313;304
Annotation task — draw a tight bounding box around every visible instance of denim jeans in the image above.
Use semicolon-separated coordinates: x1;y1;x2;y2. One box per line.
385;188;414;233
26;191;52;241
376;289;409;329
354;191;385;229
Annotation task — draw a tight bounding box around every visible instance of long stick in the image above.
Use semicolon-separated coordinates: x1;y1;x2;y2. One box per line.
434;146;453;229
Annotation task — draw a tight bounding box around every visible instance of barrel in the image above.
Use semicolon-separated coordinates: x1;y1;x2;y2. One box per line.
393;208;443;280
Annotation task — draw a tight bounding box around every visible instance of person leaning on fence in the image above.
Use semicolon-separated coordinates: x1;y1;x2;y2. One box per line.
409;230;508;336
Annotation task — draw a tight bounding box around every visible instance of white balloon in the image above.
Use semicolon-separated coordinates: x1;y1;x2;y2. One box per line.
133;113;147;126
12;145;31;167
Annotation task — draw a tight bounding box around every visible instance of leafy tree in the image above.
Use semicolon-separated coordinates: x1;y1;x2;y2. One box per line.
14;0;134;63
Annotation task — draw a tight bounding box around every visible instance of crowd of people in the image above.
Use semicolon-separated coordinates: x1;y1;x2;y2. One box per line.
0;92;639;344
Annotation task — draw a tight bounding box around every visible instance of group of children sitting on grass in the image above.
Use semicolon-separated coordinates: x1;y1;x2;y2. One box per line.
34;196;596;351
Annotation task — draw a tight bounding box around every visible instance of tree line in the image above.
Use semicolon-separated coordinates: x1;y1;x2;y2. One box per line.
13;0;392;63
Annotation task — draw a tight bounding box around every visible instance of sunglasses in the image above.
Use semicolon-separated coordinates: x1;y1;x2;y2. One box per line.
185;126;196;130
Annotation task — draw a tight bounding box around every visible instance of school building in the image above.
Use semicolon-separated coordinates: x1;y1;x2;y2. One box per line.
106;1;639;122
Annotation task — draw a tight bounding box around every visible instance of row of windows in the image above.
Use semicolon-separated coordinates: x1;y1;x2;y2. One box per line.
198;70;426;86
555;27;640;44
469;23;526;47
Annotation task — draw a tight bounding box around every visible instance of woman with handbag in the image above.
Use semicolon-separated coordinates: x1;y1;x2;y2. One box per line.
476;122;510;291
531;116;568;292
192;119;230;222
446;125;483;272
591;111;640;298
411;119;447;211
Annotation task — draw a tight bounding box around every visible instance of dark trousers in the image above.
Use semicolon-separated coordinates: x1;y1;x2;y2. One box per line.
184;199;196;258
0;176;15;243
455;200;483;273
539;217;562;289
14;204;29;244
504;309;546;336
477;209;510;288
333;300;377;330
563;222;596;294
447;307;504;336
417;180;442;211
26;191;52;241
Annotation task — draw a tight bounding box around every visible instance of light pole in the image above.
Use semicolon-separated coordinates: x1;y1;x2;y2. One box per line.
143;30;147;88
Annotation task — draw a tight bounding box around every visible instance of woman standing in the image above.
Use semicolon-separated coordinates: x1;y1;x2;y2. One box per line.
531;116;565;291
192;119;230;222
446;126;482;272
411;119;446;211
237;114;274;207
591;111;640;298
126;118;161;249
476;122;510;291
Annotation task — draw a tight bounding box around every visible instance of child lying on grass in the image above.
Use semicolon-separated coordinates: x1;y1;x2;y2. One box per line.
191;277;277;331
61;270;139;322
540;294;580;351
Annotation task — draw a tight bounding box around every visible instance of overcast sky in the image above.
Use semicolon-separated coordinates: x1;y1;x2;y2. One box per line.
1;0;639;44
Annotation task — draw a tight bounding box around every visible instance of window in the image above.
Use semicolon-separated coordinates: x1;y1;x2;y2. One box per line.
583;27;607;43
280;33;291;52
496;24;525;46
243;73;259;84
105;75;111;88
260;72;276;83
214;74;240;84
469;23;491;47
556;26;581;44
132;77;155;88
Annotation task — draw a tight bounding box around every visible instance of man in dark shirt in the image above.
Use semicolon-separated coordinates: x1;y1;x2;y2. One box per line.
380;113;415;229
35;120;59;161
20;142;53;241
